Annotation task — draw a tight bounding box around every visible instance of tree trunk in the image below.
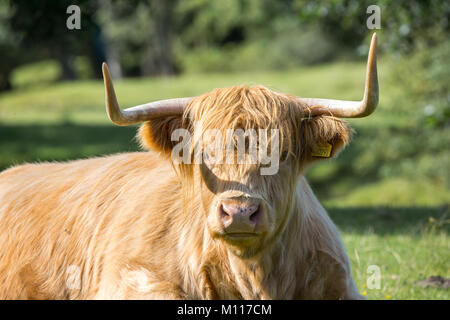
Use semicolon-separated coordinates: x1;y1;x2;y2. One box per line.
57;50;76;81
96;0;122;79
142;0;176;76
0;71;12;91
88;23;109;79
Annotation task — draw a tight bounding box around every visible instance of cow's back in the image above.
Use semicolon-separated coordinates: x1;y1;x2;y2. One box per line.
0;152;177;299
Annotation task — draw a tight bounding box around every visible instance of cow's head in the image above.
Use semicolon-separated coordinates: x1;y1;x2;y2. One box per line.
102;34;378;258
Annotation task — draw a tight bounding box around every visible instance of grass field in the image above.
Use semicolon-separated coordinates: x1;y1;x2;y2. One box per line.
0;60;448;299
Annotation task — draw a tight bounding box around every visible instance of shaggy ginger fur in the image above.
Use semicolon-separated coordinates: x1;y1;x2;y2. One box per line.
0;85;361;299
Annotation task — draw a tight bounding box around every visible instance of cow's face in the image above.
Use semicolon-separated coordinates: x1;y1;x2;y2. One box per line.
139;86;351;258
198;155;301;259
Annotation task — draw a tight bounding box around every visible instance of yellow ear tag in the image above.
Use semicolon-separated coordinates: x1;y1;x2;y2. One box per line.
311;142;332;158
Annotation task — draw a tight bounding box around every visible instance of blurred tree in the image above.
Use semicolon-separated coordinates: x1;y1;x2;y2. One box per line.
174;0;339;71
0;1;20;91
95;0;144;77
143;0;177;75
97;0;178;77
1;0;448;87
176;0;304;48
0;0;109;86
294;0;450;55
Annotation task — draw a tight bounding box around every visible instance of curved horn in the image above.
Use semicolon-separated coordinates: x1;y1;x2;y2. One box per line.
102;63;191;126
298;33;379;118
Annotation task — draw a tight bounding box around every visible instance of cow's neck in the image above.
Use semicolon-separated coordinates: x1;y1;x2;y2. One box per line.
225;241;298;299
196;202;302;299
178;180;305;299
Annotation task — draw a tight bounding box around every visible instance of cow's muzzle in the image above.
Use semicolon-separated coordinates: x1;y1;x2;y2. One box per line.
218;199;265;236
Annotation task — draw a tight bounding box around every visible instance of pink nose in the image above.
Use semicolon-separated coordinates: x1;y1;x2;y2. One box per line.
219;201;263;233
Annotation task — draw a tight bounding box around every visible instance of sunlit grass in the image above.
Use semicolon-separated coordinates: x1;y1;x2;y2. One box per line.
333;207;449;299
0;60;397;123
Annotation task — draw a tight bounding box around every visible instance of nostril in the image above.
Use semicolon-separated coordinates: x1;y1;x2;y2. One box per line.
220;204;232;226
249;206;261;223
220;206;229;218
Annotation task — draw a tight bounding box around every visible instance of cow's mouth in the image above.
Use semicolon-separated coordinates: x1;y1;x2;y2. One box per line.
224;232;258;238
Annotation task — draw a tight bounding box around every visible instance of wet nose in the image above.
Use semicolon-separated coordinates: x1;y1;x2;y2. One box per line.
219;200;263;233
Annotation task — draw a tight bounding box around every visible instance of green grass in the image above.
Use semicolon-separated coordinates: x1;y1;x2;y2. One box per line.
0;60;448;299
330;206;449;300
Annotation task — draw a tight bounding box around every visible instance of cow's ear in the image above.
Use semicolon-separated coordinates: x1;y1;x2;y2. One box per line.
299;116;353;163
137;116;185;157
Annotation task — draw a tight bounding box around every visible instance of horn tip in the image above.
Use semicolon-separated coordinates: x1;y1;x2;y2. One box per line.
371;33;377;46
102;62;109;77
368;32;377;60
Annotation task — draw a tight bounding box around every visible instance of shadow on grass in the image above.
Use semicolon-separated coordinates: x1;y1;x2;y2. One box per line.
328;206;449;235
0;123;140;171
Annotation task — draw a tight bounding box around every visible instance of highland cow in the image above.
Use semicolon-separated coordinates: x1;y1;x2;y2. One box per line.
0;34;379;299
